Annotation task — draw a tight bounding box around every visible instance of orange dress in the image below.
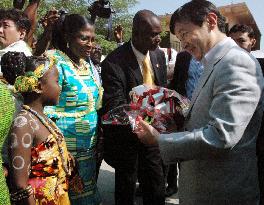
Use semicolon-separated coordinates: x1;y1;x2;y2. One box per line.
28;134;71;205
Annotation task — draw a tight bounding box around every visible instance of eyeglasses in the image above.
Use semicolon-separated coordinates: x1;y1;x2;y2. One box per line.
68;33;95;43
92;47;102;52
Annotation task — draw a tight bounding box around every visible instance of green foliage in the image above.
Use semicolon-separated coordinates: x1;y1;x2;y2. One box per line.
0;1;13;8
159;17;170;47
160;18;168;39
41;0;90;15
96;34;117;55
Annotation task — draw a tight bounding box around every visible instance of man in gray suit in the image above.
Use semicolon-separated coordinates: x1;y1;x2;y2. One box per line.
135;1;264;204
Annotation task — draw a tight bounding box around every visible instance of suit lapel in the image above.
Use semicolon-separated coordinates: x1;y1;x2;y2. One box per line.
150;51;162;85
186;38;238;117
125;43;143;85
187;63;214;116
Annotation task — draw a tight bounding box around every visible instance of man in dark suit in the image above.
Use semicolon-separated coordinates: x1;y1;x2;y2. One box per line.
100;10;166;205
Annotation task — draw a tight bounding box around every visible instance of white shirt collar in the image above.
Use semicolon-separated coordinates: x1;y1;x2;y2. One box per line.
0;40;32;56
131;41;150;64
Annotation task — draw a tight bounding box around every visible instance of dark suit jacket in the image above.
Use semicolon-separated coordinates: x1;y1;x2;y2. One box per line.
257;58;264;156
100;41;167;169
168;51;192;97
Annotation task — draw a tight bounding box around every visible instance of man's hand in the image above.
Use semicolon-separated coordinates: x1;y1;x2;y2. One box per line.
134;119;160;145
114;24;123;43
13;0;26;10
40;9;60;31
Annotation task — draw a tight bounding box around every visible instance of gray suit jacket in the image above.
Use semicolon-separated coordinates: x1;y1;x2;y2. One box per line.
159;38;264;204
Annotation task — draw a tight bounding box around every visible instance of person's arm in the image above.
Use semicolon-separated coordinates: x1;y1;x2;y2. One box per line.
23;0;41;48
137;53;264;163
34;10;60;56
9;115;35;205
100;59;127;115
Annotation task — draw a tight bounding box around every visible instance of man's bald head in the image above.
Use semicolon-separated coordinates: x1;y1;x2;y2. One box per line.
132;10;159;32
132;10;162;54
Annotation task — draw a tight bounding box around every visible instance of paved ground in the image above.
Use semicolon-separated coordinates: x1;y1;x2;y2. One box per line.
97;160;179;205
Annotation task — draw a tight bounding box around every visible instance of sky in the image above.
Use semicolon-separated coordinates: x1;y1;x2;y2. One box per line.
132;0;264;50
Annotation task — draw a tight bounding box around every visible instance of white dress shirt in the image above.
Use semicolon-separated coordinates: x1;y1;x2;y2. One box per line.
131;41;154;79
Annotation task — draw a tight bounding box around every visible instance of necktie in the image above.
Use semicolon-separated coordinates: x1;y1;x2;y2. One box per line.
142;57;154;85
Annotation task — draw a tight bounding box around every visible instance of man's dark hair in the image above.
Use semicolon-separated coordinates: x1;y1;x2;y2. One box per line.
228;24;255;39
1;51;27;85
0;8;31;34
170;0;226;34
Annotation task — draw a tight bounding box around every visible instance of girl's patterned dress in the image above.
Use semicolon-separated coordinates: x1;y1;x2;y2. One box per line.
28;133;71;205
45;50;102;205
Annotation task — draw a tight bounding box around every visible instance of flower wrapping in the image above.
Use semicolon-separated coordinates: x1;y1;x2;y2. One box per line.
101;85;190;133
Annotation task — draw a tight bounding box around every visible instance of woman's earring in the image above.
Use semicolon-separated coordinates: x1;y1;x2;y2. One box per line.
67;42;69;48
34;89;43;94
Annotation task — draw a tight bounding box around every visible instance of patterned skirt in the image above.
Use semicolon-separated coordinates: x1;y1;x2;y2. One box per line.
56;113;101;205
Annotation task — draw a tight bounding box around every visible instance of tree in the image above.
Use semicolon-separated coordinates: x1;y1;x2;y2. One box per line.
159;17;171;48
0;1;12;8
92;0;138;54
0;0;13;9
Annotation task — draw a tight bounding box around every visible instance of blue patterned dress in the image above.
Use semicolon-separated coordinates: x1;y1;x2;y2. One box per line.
45;50;102;205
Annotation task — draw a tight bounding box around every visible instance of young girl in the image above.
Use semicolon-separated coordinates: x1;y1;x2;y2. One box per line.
8;56;76;205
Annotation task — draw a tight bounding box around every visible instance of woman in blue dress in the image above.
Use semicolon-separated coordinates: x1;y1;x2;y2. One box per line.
45;14;103;205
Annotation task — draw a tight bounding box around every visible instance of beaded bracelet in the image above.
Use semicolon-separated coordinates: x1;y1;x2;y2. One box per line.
10;185;34;202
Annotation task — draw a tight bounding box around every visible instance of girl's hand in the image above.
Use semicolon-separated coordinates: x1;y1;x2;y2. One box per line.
3;165;8;177
69;174;84;194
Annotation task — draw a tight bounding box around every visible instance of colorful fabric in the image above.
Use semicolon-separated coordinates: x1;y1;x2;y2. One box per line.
0;81;15;205
45;50;102;205
14;56;56;93
28;134;71;205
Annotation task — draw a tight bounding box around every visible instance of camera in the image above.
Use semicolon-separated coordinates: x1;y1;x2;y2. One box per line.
88;0;115;23
58;9;68;17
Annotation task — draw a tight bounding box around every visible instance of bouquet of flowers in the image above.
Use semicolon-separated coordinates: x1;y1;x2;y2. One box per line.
101;85;190;133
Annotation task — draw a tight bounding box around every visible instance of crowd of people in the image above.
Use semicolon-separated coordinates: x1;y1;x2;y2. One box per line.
0;0;264;205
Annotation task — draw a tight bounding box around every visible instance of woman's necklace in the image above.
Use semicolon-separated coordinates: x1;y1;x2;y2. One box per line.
68;57;87;71
78;59;104;109
23;105;71;176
